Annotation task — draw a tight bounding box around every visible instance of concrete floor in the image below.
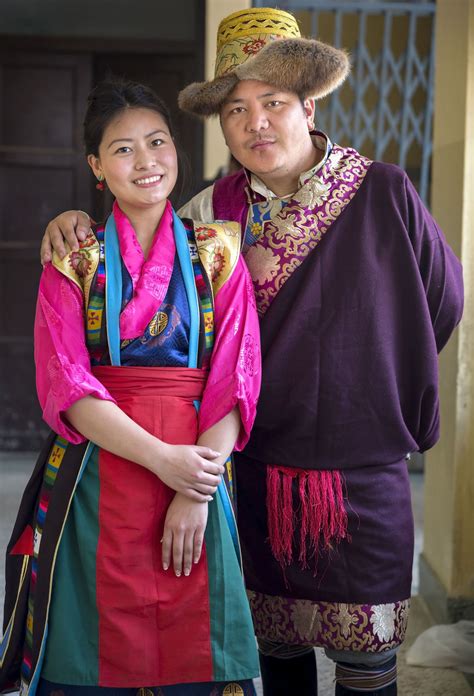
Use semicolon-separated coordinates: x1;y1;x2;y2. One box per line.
0;454;471;695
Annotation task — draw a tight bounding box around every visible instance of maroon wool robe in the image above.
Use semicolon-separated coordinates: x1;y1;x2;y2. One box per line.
212;157;463;651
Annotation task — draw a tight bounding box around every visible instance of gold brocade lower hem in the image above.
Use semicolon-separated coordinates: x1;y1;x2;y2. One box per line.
247;590;410;652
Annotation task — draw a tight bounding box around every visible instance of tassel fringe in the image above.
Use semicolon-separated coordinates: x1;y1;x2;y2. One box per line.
266;466;349;571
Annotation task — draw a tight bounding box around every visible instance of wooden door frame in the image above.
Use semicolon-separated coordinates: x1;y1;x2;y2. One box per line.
0;10;205;177
0;6;205;450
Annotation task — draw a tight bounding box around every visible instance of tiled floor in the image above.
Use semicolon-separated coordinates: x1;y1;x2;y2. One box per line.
0;455;471;695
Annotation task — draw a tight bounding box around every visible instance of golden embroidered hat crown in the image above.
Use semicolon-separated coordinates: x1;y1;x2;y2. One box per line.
179;7;350;116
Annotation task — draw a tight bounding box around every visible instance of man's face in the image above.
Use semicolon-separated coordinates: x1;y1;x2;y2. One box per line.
220;80;316;191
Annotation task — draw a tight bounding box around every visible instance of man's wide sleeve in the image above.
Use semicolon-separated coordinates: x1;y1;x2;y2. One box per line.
404;175;464;352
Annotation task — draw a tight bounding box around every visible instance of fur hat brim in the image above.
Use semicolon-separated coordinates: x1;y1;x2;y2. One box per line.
178;73;239;118
179;38;350;117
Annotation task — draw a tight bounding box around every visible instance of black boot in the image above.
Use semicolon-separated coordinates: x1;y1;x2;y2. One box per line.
259;649;317;696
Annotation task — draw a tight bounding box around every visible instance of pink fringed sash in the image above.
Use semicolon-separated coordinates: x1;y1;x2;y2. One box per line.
266;465;349;570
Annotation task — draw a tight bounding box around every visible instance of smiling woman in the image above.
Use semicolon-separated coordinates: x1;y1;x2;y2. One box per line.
88;115;177;251
85;84;179;257
0;79;261;696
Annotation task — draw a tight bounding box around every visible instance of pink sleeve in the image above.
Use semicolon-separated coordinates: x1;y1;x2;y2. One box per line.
199;256;261;450
34;264;116;443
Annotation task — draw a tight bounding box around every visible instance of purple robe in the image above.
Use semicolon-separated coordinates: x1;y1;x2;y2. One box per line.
212;156;463;652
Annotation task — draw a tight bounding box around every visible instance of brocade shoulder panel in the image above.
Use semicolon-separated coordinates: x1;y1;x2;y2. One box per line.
192;220;241;296
51;230;100;308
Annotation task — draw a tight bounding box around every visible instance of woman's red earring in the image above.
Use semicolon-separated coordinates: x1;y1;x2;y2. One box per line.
96;174;105;191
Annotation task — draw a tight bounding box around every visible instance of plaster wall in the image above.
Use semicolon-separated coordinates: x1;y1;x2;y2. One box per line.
204;0;251;181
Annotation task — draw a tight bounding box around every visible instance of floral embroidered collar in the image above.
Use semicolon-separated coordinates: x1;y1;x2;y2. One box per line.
114;200;176;340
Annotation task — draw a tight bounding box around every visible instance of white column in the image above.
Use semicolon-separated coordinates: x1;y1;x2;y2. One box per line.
203;0;251;180
422;0;474;618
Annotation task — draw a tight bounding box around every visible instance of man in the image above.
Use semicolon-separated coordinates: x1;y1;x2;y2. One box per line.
41;8;463;696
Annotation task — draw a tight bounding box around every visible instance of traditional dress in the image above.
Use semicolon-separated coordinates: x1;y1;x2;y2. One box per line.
1;201;261;695
179;133;464;655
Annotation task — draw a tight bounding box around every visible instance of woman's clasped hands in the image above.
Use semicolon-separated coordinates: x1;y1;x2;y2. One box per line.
155;443;223;578
153;442;224;502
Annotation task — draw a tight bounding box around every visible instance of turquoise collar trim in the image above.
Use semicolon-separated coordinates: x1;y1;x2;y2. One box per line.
104;214;122;367
104;209;201;369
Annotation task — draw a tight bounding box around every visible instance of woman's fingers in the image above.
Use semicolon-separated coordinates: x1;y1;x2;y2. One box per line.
162;495;208;577
154;444;225;496
172;530;185;577
183;488;213;503
193;527;205;566
172;475;219;499
194;482;218;495
161;528;172;571
182;532;195;577
193;449;224;476
195;468;222;486
201;460;225;475
194;446;221;460
171;530;205;577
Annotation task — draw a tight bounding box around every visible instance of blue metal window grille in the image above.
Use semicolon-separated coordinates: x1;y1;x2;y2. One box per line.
252;1;436;204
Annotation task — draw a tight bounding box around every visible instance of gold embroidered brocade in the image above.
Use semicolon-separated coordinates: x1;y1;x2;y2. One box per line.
245;147;372;317
51;231;100;309
192;220;241;296
247;590;410;652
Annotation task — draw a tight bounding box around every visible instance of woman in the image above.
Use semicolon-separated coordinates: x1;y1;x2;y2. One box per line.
1;80;260;696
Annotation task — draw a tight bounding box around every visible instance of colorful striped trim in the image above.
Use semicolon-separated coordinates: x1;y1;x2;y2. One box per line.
20;436;69;688
225;458;234;500
183;221;215;370
0;555;29;668
86;226;106;359
183;221;238;501
335;656;397;691
183;221;240;508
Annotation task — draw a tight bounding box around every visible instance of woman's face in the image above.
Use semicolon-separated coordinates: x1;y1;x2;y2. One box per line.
88;107;178;215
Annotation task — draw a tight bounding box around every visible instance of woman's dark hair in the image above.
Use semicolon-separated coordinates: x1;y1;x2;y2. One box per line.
83;77;191;203
83;78;174;156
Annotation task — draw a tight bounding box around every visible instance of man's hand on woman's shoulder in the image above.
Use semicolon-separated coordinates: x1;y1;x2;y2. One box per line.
41;210;92;264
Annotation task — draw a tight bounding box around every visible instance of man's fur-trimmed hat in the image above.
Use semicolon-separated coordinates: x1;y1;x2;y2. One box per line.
178;7;350;117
